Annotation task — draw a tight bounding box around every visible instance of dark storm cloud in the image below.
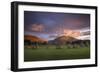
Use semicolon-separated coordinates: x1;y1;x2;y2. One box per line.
24;11;90;40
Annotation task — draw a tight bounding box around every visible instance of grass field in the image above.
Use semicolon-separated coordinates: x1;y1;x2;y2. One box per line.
24;45;90;62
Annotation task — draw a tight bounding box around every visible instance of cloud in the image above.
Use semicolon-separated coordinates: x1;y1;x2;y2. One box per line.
49;34;58;38
79;28;90;36
61;29;81;37
31;24;44;32
63;14;90;29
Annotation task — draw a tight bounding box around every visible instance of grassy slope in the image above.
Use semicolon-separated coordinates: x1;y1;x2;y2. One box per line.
24;45;90;62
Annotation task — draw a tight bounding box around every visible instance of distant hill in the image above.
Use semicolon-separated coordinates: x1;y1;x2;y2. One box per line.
54;36;77;42
24;35;90;46
48;36;90;45
24;35;47;43
48;36;77;45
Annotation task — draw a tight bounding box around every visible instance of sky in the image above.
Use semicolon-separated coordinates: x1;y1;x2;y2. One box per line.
24;11;90;40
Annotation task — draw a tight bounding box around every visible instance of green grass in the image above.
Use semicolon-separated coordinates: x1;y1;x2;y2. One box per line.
24;45;90;62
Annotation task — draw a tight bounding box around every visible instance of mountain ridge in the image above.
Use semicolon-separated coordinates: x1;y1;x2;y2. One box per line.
24;35;47;43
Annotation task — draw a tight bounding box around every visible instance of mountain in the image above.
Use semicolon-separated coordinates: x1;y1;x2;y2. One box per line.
48;35;90;46
48;36;78;45
24;35;90;46
24;35;47;43
54;36;77;42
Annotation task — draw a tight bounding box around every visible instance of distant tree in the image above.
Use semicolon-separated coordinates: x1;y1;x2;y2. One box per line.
24;40;31;45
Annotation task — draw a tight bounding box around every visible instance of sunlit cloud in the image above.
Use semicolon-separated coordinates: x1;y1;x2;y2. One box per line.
31;24;44;32
24;11;90;40
61;29;80;37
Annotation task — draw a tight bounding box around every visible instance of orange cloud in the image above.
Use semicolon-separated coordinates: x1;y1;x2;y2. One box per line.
31;24;44;32
62;29;80;38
